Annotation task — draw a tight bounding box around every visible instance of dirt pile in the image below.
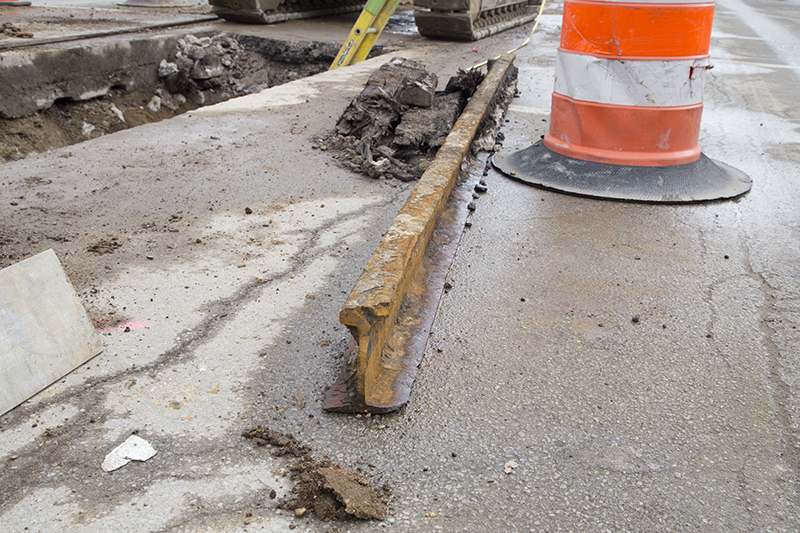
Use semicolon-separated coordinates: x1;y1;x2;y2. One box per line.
325;58;485;181
157;34;256;106
281;460;389;521
243;426;389;523
157;33;341;105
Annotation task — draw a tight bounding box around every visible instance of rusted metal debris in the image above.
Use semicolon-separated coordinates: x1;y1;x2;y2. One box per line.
324;54;518;413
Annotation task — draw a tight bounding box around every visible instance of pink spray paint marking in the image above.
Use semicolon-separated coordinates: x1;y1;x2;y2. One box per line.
98;320;150;332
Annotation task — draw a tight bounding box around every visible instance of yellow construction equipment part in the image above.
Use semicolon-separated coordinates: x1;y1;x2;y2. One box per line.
330;0;401;69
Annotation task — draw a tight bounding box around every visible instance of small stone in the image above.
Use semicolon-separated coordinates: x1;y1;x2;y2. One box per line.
631;315;640;323
467;202;476;211
294;507;307;517
269;489;277;499
81;122;95;137
474;183;488;193
146;96;162;113
245;207;253;215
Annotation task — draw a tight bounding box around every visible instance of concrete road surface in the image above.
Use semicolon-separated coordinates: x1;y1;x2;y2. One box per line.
1;0;798;531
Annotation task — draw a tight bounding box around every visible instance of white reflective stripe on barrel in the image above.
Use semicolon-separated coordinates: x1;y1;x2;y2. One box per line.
553;51;711;107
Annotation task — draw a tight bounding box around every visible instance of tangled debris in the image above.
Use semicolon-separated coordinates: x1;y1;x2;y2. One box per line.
1;22;33;39
325;57;485;181
243;426;389;522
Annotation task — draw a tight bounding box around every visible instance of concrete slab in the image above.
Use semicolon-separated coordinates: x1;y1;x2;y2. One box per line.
0;249;103;415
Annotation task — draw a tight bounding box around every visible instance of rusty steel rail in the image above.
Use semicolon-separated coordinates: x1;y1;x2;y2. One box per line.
324;53;517;413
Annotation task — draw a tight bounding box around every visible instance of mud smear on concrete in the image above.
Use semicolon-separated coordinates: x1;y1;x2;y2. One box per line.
243;426;389;522
87;238;122;255
1;32;383;162
323;57;484;181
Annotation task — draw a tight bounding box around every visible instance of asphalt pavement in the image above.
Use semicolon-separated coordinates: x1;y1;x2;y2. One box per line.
1;0;799;531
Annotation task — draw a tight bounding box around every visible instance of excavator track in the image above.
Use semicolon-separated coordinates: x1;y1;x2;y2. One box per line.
210;0;539;41
210;0;365;24
414;0;540;41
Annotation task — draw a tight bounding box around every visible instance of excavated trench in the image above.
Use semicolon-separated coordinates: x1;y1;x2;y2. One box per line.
0;31;385;162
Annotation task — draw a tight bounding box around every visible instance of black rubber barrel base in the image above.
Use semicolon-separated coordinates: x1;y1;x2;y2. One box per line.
492;141;752;203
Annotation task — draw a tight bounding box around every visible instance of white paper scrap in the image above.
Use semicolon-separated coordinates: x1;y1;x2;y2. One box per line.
504;460;519;474
102;435;157;472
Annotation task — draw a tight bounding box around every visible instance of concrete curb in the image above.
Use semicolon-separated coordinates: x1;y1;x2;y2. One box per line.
327;53;517;412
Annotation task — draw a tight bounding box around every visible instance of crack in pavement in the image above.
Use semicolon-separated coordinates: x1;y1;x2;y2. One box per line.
741;232;800;503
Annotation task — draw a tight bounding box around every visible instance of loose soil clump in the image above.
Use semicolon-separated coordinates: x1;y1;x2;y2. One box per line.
280;459;388;521
241;426;311;458
325;57;485;181
87;239;122;255
243;425;389;522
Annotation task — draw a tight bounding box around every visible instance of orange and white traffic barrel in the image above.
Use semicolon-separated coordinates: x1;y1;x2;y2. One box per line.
494;0;752;202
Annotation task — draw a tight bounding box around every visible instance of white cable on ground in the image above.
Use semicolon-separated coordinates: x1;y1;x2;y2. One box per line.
470;0;548;71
